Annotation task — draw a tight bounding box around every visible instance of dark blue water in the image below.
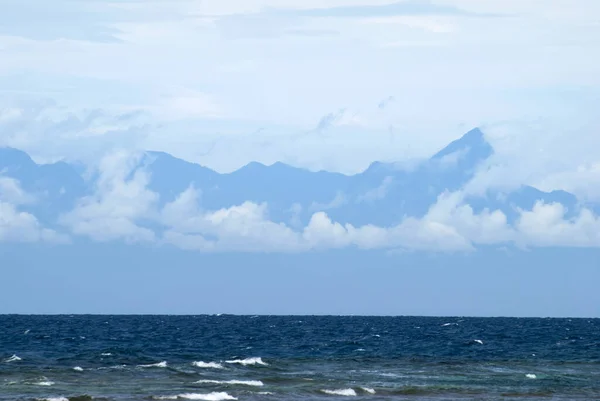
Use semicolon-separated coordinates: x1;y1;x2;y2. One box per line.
1;316;599;400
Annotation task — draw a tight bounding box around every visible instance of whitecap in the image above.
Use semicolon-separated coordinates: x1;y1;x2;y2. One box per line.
101;352;113;356
36;381;55;386
24;329;31;335
360;387;376;394
179;392;237;400
195;379;263;387
5;354;22;363
257;392;273;395
321;389;357;396
192;361;224;369
442;323;458;327
38;398;69;401
526;373;537;379
139;361;168;368
73;366;84;372
225;357;268;366
473;339;484;345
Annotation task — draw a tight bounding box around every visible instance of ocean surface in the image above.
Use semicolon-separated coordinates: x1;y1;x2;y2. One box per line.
1;316;599;401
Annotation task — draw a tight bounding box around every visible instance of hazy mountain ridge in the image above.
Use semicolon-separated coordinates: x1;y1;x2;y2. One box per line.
0;128;585;232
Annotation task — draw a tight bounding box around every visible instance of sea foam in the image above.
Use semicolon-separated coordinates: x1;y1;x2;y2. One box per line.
360;387;376;394
321;389;357;396
5;355;22;363
225;357;268;366
192;361;224;369
38;398;68;401
155;393;237;401
195;379;263;387
139;361;168;368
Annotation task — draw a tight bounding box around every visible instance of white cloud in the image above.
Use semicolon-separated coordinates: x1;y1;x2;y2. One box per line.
59;150;157;243
536;162;600;202
356;176;393;203
0;176;35;205
0;178;68;243
516;202;600;248
309;191;347;211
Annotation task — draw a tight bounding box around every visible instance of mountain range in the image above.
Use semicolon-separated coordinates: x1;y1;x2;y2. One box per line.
0;128;585;234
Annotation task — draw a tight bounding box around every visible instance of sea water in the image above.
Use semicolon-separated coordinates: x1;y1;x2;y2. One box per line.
1;315;599;400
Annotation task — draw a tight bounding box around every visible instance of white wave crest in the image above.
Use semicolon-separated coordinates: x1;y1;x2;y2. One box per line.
473;339;484;345
139;361;168;368
322;389;357;396
5;355;22;363
192;361;224;369
101;352;113;356
168;393;237;400
225;357;268;366
526;373;537;379
73;366;84;372
38;398;68;401
36;381;55;386
360;387;376;394
195;379;263;387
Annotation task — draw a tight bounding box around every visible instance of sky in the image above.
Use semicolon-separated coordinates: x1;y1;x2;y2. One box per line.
1;0;600;315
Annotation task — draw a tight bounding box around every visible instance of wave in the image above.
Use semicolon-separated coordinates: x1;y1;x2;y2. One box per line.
36;381;55;386
195;379;263;387
101;353;112;356
37;398;68;401
192;361;224;369
360;387;376;394
225;357;268;366
138;361;168;368
321;389;357;396
5;354;22;363
73;366;84;372
526;373;537;379
154;393;237;400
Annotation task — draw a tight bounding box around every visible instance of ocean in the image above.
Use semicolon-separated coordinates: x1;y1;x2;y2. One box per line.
1;315;599;400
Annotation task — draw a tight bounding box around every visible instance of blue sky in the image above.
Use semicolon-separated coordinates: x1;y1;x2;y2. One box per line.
1;0;600;315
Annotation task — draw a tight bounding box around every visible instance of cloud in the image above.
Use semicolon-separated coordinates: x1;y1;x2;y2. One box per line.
356;176;394;203
160;186;303;252
536;163;600;203
516;202;600;248
0;178;68;243
0;100;148;164
0;0;122;42
0;176;35;205
273;1;476;18
59;150;157;243
310;192;347;211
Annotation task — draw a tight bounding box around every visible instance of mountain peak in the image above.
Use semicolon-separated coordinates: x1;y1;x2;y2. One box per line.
430;127;493;166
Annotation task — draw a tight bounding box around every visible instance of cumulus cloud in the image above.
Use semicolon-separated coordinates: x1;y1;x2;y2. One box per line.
516;202;600;248
0;177;68;244
0;176;35;205
59;150;157;243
